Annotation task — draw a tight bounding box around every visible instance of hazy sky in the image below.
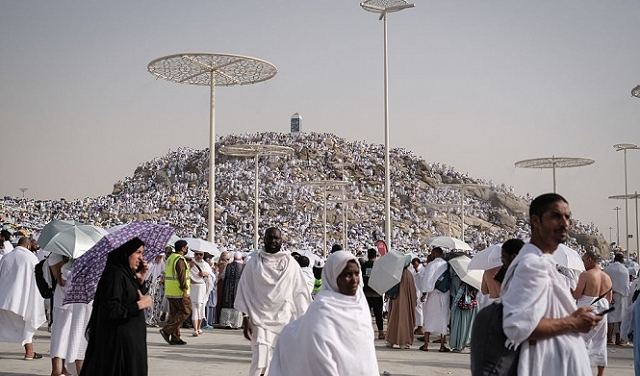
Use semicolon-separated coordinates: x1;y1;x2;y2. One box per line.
1;1;639;247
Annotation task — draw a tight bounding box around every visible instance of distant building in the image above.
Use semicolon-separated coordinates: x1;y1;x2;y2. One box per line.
291;113;302;134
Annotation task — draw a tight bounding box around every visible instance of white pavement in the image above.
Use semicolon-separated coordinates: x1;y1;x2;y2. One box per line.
0;324;635;376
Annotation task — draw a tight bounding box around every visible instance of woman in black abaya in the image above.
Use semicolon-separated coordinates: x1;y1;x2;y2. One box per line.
80;237;152;376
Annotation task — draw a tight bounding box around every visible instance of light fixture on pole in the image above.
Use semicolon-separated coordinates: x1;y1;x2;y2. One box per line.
302;180;352;257
614;206;622;246
610;193;640;259
148;54;277;243
361;0;414;251
514;156;594;193
219;144;295;250
614;143;639;252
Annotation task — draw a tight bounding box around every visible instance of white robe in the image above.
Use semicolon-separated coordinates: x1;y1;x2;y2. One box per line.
50;265;73;358
0;246;46;345
576;295;608;367
420;258;449;335
605;262;630;323
502;243;591;376
235;250;311;376
268;251;379;376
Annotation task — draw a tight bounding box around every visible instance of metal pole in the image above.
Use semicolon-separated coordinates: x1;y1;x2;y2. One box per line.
635;192;639;260
343;203;348;250
624;150;630;251
383;12;392;250
323;186;328;258
208;80;216;242
615;207;621;245
552;163;557;193
608;227;613;244
254;154;259;250
460;191;465;241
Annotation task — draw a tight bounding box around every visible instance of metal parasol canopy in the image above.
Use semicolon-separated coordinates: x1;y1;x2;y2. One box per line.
360;0;414;251
301;180;352;257
327;198;370;251
219;144;295;250
148;54;277;243
514;156;594;193
609;192;640;258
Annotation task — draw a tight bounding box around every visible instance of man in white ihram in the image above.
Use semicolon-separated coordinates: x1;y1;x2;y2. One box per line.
235;227;311;376
604;252;630;345
0;236;47;360
501;193;601;376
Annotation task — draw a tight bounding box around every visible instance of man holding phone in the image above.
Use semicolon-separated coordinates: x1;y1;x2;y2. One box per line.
572;250;613;376
501;193;602;376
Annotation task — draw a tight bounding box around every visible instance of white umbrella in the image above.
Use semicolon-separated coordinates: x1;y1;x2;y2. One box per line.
449;255;484;291
552;244;584;271
38;221;108;259
368;250;406;296
424;236;473;251
184;237;220;257
468;244;503;271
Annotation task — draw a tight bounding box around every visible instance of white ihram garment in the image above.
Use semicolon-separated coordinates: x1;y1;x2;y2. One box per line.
420;258;449;335
235;250;311;376
268;251;379;376
576;295;608;367
0;246;46;346
502;244;591;376
50;266;73;358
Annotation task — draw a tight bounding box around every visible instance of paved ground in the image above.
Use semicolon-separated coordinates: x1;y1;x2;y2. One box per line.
0;324;635;376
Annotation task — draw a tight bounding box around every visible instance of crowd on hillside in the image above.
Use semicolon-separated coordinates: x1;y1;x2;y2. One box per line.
1;132;599;254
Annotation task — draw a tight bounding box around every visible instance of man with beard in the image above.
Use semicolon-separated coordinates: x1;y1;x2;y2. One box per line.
501;193;601;375
235;227;311;376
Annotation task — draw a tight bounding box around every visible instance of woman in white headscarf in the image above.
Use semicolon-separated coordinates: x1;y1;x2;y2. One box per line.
268;251;379;376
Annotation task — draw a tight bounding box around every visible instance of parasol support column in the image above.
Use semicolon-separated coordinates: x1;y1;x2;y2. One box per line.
254;154;259;249
208;80;216;241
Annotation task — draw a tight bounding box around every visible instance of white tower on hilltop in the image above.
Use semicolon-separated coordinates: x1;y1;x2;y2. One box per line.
290;113;302;134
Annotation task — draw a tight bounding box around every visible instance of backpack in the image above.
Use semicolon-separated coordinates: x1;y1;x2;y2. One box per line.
470;302;519;376
434;267;451;293
34;259;56;299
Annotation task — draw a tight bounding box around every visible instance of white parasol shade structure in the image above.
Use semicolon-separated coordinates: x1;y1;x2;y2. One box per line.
514;156;594;193
148;53;277;243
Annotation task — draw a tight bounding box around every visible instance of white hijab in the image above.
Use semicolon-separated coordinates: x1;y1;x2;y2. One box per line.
268;251;379;376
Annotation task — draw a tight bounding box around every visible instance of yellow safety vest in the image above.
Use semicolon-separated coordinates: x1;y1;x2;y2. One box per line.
165;253;190;298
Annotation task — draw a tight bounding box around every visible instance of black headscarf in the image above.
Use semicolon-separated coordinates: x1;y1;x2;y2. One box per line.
106;237;145;274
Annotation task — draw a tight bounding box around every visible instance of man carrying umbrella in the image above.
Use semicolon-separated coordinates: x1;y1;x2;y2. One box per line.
160;239;191;345
0;236;46;360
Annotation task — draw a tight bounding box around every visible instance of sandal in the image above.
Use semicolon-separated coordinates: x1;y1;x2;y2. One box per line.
419;345;428;351
24;352;43;360
439;347;451;352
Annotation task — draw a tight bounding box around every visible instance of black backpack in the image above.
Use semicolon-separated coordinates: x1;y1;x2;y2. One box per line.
470;302;519;376
34;259;56;299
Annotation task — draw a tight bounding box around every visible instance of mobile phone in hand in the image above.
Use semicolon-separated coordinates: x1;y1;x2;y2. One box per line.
596;307;615;316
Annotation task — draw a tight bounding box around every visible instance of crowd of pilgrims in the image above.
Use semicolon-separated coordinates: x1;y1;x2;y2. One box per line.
0;132;600;255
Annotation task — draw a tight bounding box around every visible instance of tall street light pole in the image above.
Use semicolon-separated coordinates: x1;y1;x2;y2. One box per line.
614;143;639;252
614;206;622;246
361;0;414;250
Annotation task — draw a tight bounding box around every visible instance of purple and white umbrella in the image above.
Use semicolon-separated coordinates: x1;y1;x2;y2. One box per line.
64;222;174;304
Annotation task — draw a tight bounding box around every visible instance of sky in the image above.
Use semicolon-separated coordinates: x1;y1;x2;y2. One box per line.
1;1;639;248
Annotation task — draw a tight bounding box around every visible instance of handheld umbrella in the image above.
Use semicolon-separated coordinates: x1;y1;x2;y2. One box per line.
64;222;174;304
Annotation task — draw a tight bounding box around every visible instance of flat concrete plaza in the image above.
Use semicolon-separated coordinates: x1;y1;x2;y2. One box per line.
0;324;635;376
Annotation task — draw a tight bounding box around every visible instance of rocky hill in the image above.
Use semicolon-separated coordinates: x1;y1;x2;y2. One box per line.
1;132;609;257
